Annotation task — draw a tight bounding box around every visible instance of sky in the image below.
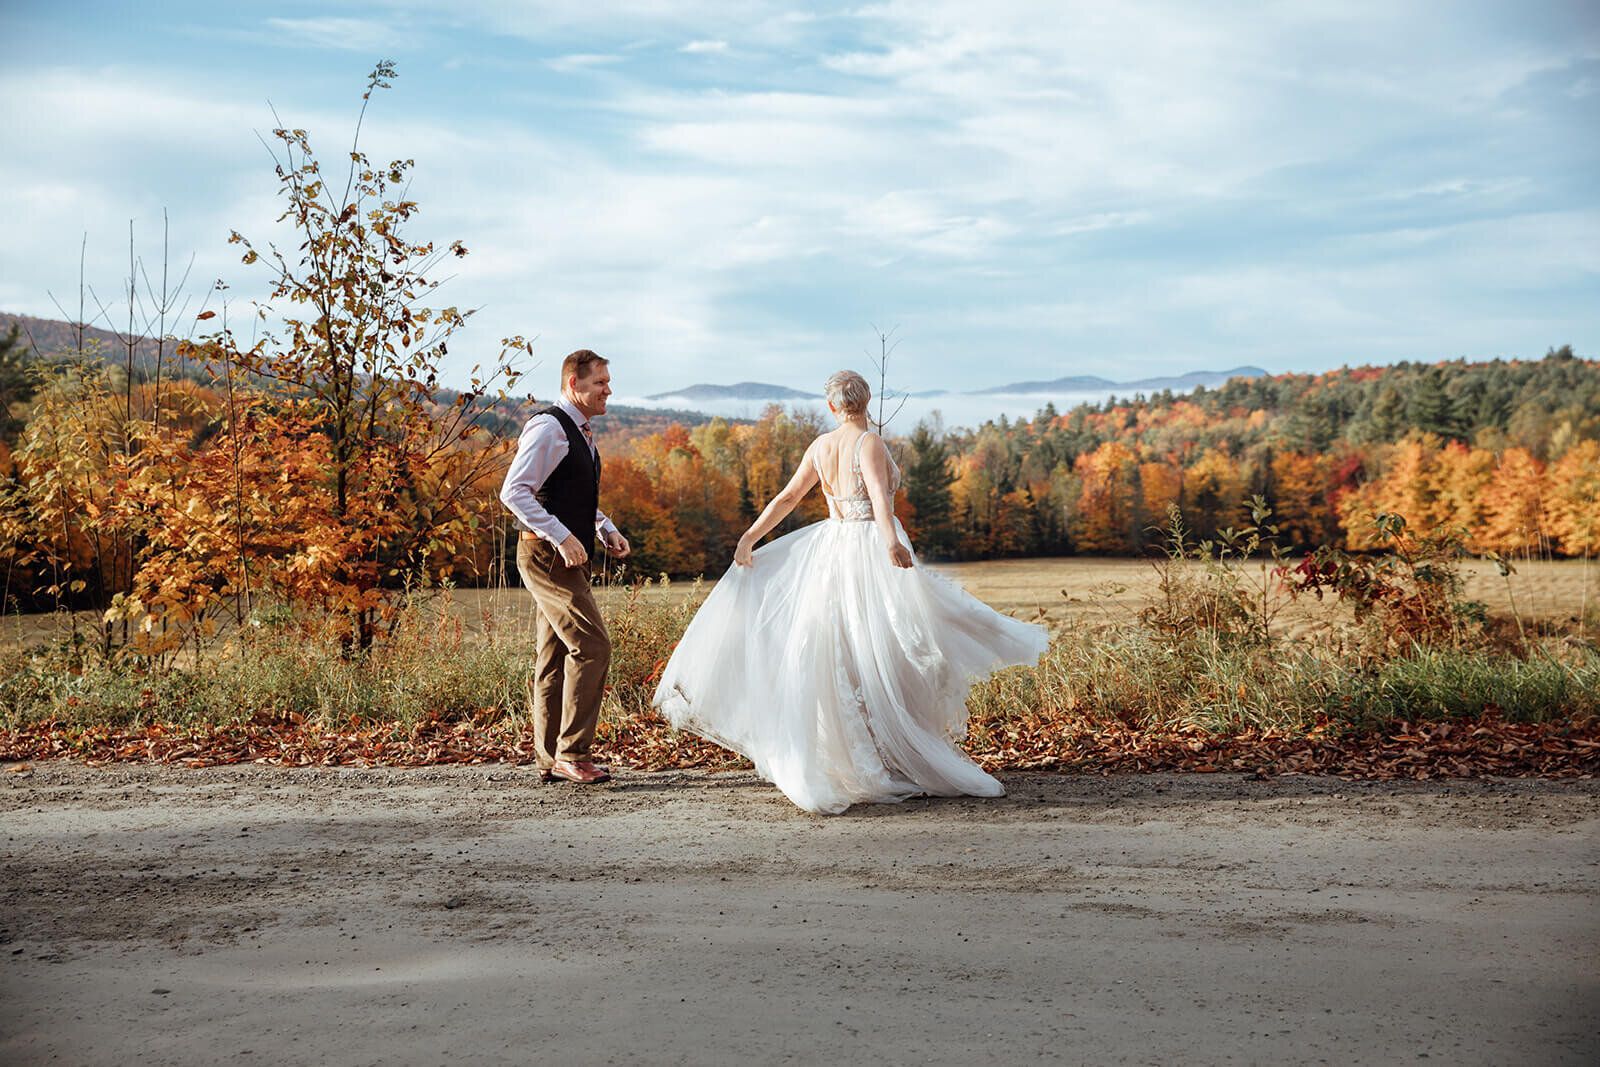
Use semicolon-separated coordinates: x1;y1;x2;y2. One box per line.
3;0;1597;415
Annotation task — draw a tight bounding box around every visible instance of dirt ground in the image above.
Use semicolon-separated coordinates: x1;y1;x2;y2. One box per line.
3;763;1595;1065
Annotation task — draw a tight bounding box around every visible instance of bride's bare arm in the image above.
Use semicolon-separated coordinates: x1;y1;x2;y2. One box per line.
860;433;913;569
734;445;820;566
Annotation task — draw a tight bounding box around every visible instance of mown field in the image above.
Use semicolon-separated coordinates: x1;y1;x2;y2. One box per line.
434;554;1598;646
5;555;1595;651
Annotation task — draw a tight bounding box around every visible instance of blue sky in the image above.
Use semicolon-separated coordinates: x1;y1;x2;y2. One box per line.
3;1;1597;404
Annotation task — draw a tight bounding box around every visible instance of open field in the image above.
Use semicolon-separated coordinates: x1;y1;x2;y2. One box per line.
6;556;1594;652
937;555;1595;627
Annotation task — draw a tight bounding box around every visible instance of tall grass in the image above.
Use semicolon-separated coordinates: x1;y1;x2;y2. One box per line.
3;517;1597;747
966;625;1598;747
966;504;1600;740
0;579;706;733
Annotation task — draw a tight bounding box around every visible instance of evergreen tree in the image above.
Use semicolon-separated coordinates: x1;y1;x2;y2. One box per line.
1361;385;1408;443
1407;367;1461;439
0;324;38;446
903;421;957;558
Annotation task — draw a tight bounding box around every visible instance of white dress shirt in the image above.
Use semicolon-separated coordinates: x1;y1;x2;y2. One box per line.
499;397;619;546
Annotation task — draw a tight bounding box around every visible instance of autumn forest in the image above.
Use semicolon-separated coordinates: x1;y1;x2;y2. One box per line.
604;348;1600;577
4;308;1598;626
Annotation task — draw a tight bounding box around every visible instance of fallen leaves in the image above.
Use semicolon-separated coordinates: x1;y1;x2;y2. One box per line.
964;716;1600;779
0;711;1594;780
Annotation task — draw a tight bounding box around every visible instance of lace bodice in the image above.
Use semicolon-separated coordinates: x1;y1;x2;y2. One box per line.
822;432;901;522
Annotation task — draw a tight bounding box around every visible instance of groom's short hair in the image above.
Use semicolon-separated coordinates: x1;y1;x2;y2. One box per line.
562;349;608;384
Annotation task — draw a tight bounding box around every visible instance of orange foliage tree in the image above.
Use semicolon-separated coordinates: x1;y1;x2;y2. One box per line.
1268;451;1337;548
0;360;137;621
95;63;532;652
1544;440;1600;557
1476;448;1550;555
1073;441;1139;554
1138;460;1183;543
1340;434;1448;549
1182;447;1245;542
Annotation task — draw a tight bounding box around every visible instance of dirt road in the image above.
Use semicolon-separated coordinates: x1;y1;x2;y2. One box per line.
3;763;1595;1065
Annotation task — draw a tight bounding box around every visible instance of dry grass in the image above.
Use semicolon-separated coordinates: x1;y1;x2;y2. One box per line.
923;556;1597;638
5;556;1594;653
4;556;1595;755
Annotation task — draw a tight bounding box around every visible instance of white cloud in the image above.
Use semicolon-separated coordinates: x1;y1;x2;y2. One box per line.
543;53;626;72
2;1;1595;396
263;17;409;53
844;190;1018;259
362;0;825;48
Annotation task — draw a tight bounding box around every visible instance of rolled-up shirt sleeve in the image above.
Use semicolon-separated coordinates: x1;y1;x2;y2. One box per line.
500;414;574;545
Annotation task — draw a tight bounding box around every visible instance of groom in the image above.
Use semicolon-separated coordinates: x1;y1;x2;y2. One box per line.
500;349;630;784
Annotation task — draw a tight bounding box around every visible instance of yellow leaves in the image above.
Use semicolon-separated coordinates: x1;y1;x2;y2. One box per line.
0;66;533;654
1545;439;1600;554
1344;435;1581;555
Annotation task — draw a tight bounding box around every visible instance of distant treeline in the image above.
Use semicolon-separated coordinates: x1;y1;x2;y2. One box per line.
606;348;1599;573
2;317;1596;606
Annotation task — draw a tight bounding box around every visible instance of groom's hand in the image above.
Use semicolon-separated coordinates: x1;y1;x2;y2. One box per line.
602;530;631;558
557;534;589;568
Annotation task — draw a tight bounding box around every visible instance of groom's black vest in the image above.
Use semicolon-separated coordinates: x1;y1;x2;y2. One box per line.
527;406;601;555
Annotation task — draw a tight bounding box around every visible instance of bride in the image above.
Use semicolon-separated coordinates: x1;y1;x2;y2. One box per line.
651;370;1049;814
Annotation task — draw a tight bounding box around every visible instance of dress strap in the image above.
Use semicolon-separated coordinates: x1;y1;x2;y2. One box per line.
850;430;871;472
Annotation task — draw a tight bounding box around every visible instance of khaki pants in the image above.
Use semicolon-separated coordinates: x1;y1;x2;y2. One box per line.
516;536;611;768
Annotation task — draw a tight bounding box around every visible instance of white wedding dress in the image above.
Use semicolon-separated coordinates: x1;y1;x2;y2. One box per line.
652;433;1050;815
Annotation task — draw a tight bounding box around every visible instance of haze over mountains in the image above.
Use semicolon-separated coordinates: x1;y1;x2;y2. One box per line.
645;381;821;402
648;366;1268;403
1;308;1272;431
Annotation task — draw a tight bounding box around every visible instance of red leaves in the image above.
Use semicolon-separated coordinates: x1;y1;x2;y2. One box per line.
965;717;1600;779
0;714;1593;780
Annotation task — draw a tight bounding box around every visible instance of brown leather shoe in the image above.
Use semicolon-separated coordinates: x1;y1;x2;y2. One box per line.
538;767;556;782
548;760;611;784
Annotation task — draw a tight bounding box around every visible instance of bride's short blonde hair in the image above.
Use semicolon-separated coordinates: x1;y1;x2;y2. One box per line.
824;370;871;416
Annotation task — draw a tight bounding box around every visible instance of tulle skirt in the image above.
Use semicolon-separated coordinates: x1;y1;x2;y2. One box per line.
651;518;1050;814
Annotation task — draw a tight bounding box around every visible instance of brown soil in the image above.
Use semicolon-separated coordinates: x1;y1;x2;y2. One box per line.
2;762;1596;1065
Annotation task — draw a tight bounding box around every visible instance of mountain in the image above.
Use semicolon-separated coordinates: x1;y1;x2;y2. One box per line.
0;312;737;445
1119;366;1270;391
646;366;1274;405
646;381;819;402
971;374;1117;395
0;311;173;375
4;309;1268;408
975;366;1268;396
